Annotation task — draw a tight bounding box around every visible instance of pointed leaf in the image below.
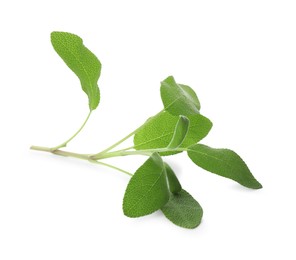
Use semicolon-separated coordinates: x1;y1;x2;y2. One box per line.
123;153;170;217
187;144;262;189
51;32;101;110
162;189;203;229
164;163;182;194
134;111;212;155
161;76;200;116
167;115;189;149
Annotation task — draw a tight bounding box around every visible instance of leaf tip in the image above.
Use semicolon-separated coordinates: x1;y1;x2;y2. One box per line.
161;75;175;84
179;115;190;125
50;31;65;41
252;180;263;189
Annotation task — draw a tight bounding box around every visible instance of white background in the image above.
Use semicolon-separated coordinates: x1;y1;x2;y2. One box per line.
0;0;296;259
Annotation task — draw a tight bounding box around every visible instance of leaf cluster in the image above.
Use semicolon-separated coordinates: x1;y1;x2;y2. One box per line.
32;32;262;229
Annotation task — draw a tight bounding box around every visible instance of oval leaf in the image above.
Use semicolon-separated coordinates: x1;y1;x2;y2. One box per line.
167;115;189;149
161;189;203;229
134;111;212;155
51;32;101;111
164;163;182;194
187;144;262;189
123;153;170;217
161;76;200;116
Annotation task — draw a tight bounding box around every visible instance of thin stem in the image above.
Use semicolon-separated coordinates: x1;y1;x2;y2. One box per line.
30;146;52;153
114;145;135;152
30;145;132;176
89;160;132;176
52;111;92;150
31;109;174;178
93;109;166;157
31;143;185;178
93;147;187;160
97;128;139;155
30;145;90;160
100;145;135;156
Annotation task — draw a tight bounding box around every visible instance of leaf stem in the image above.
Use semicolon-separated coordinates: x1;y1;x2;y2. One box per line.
31;109;175;177
93;109;166;157
51;110;92;150
30;145;90;160
89;160;132;176
92;147;187;160
97;128;139;155
31;143;185;178
30;145;132;176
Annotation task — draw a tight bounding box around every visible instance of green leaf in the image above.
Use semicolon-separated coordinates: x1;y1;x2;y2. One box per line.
123;153;170;217
51;32;101;111
167;115;189;149
187;144;262;189
164;163;182;194
161;76;200;116
134;111;212;155
161;189;203;229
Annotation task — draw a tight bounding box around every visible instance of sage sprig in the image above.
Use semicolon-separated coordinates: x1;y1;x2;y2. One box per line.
31;32;262;229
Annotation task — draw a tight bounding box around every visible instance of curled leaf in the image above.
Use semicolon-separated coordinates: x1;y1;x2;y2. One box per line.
167;115;189;149
164;163;182;194
161;76;200;116
134;111;212;155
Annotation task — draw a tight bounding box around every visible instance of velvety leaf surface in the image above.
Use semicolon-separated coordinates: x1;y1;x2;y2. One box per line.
134;111;212;155
161;76;200;116
164;163;182;194
123;153;170;217
51;32;101;110
162;189;203;229
187;144;262;189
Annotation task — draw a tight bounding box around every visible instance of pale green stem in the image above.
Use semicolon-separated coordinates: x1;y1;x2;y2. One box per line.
92;147;187;160
51;111;92;151
30;145;90;160
30;145;132;176
93;109;165;157
101;146;136;155
97;128;139;155
31;109;173;177
89;160;132;176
